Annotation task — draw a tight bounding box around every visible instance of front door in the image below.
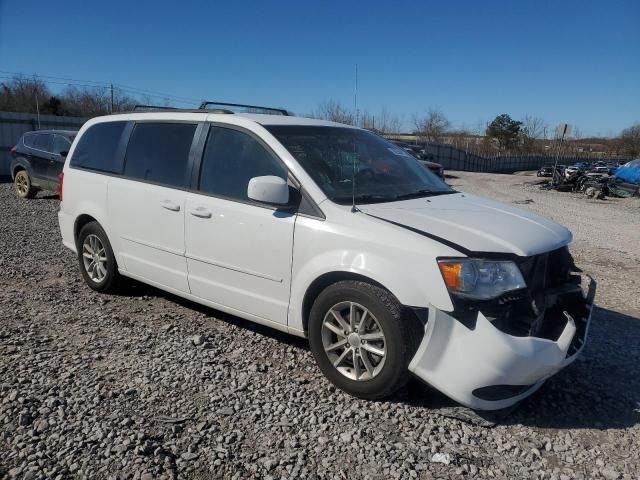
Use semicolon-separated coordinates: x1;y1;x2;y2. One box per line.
109;121;199;293
185;125;296;325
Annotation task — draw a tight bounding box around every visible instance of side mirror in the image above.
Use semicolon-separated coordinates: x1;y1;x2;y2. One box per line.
247;176;289;205
59;151;69;158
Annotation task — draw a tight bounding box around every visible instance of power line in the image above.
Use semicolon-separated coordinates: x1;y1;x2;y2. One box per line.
0;71;200;106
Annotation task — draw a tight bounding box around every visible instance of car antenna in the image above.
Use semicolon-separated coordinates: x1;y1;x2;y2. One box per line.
351;63;359;213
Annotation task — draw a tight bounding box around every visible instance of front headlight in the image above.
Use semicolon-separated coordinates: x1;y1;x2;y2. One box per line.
437;258;526;300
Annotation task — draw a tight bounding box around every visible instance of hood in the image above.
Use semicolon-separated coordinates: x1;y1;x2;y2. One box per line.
359;193;572;257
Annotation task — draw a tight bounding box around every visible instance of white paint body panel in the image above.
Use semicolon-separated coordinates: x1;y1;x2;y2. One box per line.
58;111;590;411
359;193;572;257
184;192;295;325
109;177;190;293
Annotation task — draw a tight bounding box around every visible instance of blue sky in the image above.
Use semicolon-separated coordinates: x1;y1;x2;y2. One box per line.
0;0;638;136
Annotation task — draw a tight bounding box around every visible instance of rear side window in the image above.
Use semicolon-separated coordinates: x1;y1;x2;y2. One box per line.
34;134;52;152
70;122;127;173
124;122;197;188
199;127;287;201
52;135;71;155
23;133;36;148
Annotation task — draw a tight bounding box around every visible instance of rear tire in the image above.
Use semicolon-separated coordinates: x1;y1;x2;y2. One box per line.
308;280;423;400
76;221;122;293
14;170;36;199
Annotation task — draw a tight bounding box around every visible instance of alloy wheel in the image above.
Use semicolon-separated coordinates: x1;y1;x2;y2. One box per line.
321;301;387;381
82;234;108;283
15;172;29;196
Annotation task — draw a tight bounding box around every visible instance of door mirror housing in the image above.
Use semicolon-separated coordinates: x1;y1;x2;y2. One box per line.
59;151;69;158
247;176;289;205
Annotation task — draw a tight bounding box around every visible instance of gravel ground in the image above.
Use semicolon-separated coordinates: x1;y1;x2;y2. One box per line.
1;175;639;480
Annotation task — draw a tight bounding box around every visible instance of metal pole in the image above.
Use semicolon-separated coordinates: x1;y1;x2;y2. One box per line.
110;84;114;114
35;93;41;129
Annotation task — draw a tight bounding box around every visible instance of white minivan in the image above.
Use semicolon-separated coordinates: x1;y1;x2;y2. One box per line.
57;105;595;410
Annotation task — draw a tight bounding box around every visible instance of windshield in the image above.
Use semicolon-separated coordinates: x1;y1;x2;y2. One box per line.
266;126;453;205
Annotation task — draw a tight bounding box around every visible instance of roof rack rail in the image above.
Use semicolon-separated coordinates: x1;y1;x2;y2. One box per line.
199;101;289;116
131;105;182;111
129;104;234;114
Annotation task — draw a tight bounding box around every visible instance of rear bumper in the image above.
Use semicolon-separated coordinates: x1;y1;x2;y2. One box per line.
409;275;596;410
58;210;76;253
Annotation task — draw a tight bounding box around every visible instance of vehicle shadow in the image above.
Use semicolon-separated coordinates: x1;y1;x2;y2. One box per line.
114;279;308;349
114;280;640;430
0;175;13;184
36;193;60;200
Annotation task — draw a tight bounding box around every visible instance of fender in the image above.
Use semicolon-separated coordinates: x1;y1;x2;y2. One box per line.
288;248;454;334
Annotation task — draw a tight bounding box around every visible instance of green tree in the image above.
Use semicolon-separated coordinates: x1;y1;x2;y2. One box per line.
486;114;523;151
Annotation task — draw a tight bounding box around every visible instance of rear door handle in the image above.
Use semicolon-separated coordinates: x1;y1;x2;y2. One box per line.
188;207;212;218
160;200;181;212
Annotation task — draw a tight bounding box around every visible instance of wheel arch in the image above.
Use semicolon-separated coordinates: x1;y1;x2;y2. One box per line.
74;214;99;244
11;159;31;180
301;271;402;336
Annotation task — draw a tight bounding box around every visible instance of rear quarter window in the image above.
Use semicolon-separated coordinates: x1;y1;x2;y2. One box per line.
70;122;127;173
23;133;36;148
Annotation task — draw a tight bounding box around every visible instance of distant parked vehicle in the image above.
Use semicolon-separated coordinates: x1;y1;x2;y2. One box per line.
10;130;76;198
565;162;589;176
390;141;445;179
537;163;560;177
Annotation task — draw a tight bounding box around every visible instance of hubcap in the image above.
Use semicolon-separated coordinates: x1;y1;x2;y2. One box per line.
15;173;28;195
82;234;108;283
321;301;386;381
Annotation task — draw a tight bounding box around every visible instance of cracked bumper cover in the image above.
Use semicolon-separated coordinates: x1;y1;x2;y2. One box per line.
408;275;596;411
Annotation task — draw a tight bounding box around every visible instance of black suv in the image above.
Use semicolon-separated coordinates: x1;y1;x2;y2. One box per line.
10;130;76;198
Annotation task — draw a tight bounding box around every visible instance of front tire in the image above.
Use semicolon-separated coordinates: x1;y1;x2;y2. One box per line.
76;222;121;293
14;170;36;198
308;281;422;400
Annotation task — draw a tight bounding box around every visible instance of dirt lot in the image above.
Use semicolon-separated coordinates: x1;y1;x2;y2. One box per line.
1;173;639;480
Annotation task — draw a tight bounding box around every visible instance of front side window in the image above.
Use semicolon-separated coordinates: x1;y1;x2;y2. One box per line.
70;121;127;173
124;122;197;188
33;134;52;152
199;126;287;201
52;135;71;155
266;126;452;205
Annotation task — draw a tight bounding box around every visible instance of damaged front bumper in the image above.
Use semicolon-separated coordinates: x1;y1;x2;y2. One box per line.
408;275;596;411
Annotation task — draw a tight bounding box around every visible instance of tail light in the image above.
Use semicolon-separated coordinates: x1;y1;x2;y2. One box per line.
58;172;64;201
10;146;17;154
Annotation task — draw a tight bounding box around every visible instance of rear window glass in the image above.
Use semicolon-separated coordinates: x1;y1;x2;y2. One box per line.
70;122;127;173
123;122;197;188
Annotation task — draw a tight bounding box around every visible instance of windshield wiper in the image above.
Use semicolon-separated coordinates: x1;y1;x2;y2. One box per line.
333;194;396;204
394;189;454;200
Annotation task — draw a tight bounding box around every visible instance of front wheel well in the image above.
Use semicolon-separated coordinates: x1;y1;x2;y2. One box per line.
302;272;392;335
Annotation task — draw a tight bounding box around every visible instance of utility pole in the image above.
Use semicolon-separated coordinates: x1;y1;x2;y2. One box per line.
110;84;114;113
354;64;359;127
35;92;41;129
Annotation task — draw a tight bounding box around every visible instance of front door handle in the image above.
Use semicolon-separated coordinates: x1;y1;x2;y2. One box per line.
160;200;181;212
188;206;212;218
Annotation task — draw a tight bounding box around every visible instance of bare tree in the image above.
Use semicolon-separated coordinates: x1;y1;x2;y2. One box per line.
0;76;51;113
313;100;355;125
520;115;547;153
616;124;640;157
413;108;450;143
359;106;402;133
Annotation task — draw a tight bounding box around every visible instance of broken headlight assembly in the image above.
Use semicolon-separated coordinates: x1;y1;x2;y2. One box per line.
437;258;526;300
